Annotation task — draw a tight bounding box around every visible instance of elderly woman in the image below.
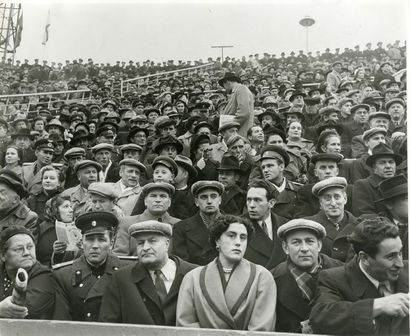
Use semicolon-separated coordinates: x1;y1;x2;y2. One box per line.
176;214;277;331
27;165;64;222
0;225;55;319
36;194;77;268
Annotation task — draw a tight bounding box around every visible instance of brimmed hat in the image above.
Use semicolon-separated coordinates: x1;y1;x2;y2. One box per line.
311;153;343;165
0;169;27;198
376;174;407;202
91;143;114;154
152;135;183;154
218;121;240;133
174;155;197;179
217;155;242;173
351;104;370;114
319;106;341;117
258;145;290;167
362;128;387;142
119;158;147;174
71;131;93;144
277;219;326;240
120;144;143;154
64;147;86;160
45;119;65;133
257;109;282;124
385;98;405;110
0;225;35;248
368;111;391;122
152;155;179;176
312;176;347;197
218;72;241;86
73;160;102;175
129;220;172;238
191;180;224;196
366;143;403;167
127;127;149;143
142;182;175;197
75;211;118;234
289;91;306;101
88;182;119;200
10;128;33;140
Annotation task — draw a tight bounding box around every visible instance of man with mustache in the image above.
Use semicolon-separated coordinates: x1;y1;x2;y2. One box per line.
21;138;56;195
352;143;401;216
53;211;132;321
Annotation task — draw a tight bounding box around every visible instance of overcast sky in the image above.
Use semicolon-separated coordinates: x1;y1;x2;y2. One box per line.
14;0;409;64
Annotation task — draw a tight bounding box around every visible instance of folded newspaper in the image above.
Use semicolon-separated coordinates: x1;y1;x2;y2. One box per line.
55;221;82;251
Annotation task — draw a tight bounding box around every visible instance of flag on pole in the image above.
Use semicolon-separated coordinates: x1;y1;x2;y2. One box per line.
42;10;50;45
15;12;23;48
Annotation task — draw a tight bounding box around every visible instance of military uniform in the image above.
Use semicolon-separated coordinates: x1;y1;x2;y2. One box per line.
53;254;134;321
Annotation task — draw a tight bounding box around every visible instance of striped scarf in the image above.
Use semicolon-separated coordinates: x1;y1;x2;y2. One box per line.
288;258;322;302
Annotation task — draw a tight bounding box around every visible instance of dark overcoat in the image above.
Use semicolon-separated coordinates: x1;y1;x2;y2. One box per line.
98;256;197;325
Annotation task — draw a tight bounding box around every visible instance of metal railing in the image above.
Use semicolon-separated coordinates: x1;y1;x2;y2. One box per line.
120;62;215;95
0;89;95;118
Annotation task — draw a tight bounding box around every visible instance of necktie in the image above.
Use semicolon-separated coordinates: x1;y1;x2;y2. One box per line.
378;282;388;297
262;221;270;239
154;270;167;304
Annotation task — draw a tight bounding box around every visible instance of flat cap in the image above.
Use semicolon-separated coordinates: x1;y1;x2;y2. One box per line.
385;98;405;110
142;182;175;197
75;211;118;234
152;135;184;155
277;219;326;240
64;147;86;160
88;182;119;199
129;220;172;238
91;143;114;154
312;176;347;197
368;111;391;122
218;121;240;133
351;104;370;114
362;127;387;142
0;169;27;198
0;225;35;248
73;160;102;175
319;106;341;116
119;158;147;174
226;134;245;148
152;156;178;175
258;145;290;167
120;143;143;153
191;180;224;196
174;155;197;178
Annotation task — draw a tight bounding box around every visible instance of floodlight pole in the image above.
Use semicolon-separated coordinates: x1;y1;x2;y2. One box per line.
211;45;234;60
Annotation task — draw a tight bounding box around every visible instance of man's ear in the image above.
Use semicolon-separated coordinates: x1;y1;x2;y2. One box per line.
358;251;370;266
268;198;275;209
282;240;289;254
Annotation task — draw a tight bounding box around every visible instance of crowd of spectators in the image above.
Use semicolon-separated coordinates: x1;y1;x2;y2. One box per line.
0;40;407;335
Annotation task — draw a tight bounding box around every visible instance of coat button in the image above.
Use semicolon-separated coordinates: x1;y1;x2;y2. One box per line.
86;313;91;317
114;267;118;271
79;283;83;287
97;275;101;279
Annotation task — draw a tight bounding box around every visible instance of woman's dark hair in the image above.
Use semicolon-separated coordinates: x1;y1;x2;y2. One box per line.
209;214;254;248
349;216;399;258
2;145;23;166
189;134;211;162
44;194;71;222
